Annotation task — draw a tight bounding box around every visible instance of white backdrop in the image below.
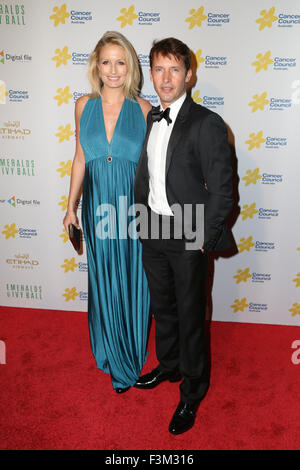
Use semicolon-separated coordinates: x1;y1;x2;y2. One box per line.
1;0;300;325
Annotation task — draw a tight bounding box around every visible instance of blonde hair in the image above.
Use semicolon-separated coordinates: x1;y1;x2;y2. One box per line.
88;31;141;99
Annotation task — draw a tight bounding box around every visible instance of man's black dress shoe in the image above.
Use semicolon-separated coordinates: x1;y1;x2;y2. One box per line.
169;401;199;435
134;366;182;389
115;386;131;394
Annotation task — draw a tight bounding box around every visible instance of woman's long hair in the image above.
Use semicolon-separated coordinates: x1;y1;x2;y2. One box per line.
88;31;141;99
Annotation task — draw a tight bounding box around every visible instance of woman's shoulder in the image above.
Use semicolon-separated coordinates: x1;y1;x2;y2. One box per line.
76;94;91;110
75;94;93;120
136;96;152;120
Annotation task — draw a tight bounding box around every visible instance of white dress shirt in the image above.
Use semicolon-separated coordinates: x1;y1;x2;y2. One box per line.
147;93;186;216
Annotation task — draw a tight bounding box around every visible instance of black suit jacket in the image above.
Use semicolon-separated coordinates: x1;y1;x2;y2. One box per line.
134;95;233;252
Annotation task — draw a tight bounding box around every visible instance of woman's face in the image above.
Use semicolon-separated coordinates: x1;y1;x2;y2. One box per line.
98;44;128;90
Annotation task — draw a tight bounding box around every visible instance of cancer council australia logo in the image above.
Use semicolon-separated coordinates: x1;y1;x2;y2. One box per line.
117;5;138;27
252;51;273;72
289;303;300;317
55;124;74;142
230;298;249;313
245;131;266;150
62;287;79;301
2;223;18;239
57;160;72;177
248;92;269;112
52;46;72;67
54;86;72;106
185;7;207;29
256;7;278;30
0;80;8;104
49;4;70;26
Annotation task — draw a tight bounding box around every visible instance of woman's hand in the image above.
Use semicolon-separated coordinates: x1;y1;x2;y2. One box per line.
63;211;80;236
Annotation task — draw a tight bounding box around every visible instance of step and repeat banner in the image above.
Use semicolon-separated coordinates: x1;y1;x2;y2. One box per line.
1;0;300;325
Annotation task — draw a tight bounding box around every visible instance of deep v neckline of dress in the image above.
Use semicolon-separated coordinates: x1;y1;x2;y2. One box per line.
100;96;126;146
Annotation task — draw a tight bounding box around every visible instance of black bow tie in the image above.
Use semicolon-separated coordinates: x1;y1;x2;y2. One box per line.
151;106;172;125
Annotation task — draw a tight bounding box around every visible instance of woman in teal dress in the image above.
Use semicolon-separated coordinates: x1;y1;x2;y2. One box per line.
63;31;151;393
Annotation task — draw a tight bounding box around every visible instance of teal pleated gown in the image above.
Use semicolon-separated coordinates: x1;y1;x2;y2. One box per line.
80;96;150;389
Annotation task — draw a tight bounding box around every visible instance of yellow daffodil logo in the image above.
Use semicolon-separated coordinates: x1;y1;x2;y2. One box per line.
195;49;205;68
186;7;207;29
242;168;262;186
61;257;78;273
252;51;274;72
50;4;70;27
117;5;138;27
245;131;266;150
297;247;300;252
248;92;270;112
237;236;255;253
293;273;300;287
58;196;68;211
256;7;278;31
60;228;69;243
240;203;258;221
233;268;252;284
62;287;79;301
2;223;18;239
0;80;8;104
54;86;73;106
231;298;249;313
55;124;74;143
289;302;300;317
52;46;72;67
192;90;203;104
57;160;72;177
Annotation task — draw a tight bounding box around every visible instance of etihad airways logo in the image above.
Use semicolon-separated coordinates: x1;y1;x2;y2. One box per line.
185;6;230;29
256;7;300;30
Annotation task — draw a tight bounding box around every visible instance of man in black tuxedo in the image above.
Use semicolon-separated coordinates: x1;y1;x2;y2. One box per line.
134;38;233;434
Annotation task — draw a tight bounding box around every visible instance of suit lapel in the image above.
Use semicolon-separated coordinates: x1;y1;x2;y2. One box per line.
165;95;193;176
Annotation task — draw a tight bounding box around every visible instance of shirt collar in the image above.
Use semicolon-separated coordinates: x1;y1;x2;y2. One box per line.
159;92;186;121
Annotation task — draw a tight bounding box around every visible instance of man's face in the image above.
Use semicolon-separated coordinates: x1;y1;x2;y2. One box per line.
150;53;192;109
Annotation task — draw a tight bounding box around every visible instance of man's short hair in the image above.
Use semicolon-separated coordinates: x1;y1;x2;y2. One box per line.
149;37;191;72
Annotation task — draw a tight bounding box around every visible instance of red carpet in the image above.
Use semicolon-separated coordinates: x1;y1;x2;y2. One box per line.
0;306;299;450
